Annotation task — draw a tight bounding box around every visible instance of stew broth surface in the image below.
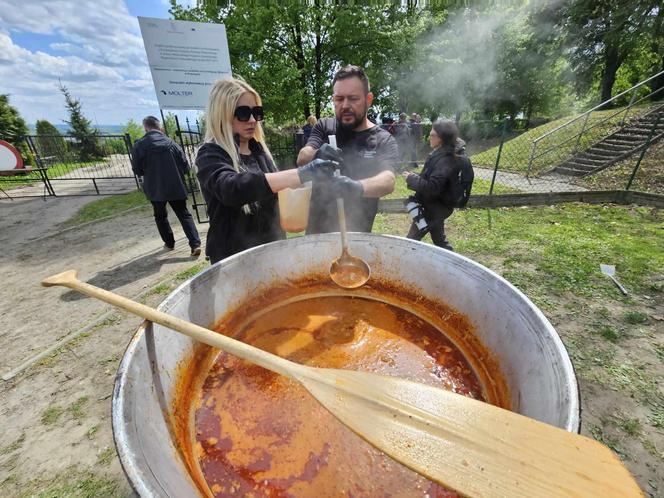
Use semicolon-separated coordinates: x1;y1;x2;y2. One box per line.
193;295;486;498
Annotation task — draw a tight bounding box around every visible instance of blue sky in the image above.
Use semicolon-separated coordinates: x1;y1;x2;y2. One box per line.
0;0;199;126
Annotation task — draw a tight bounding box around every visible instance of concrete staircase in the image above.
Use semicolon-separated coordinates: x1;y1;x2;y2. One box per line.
555;104;664;177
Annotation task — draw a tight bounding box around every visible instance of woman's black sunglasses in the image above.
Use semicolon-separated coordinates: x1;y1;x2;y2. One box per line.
234;106;264;122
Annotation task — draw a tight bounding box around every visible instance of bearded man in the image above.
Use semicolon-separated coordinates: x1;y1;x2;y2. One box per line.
296;65;397;233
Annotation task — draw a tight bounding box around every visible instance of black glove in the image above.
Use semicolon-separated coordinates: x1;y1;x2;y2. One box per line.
297;158;338;183
315;143;343;163
331;175;364;200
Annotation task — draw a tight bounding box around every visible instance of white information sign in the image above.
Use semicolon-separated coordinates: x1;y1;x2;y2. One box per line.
138;17;232;110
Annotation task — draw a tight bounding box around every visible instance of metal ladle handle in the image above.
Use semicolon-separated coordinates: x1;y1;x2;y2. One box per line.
334;169;349;256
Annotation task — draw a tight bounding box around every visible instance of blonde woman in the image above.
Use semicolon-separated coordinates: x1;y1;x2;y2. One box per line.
196;77;336;263
303;114;317;142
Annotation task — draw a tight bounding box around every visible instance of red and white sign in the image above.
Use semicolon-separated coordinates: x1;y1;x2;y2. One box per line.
0;140;23;171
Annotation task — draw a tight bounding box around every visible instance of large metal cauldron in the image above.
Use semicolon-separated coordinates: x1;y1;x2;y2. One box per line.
112;233;580;497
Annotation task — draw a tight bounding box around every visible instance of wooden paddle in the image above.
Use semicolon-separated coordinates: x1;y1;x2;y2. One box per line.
42;270;643;497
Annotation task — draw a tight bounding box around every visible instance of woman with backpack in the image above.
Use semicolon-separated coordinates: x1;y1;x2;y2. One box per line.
402;118;473;252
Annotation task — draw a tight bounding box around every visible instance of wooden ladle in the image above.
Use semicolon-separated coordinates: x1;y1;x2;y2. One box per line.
42;270;643;498
329;171;370;289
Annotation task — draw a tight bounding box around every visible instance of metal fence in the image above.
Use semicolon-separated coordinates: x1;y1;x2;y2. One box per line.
465;107;664;199
0;133;137;199
3;110;661;209
525;71;664;179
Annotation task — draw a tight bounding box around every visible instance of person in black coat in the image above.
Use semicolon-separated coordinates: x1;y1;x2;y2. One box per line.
196;77;336;264
131;116;201;256
402;119;462;251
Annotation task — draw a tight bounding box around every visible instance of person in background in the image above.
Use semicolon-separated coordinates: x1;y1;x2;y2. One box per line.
409;113;423;167
402;119;467;251
394;112;412;169
196;77;336;264
302;115;317;143
131;116;202;257
297;65;397;234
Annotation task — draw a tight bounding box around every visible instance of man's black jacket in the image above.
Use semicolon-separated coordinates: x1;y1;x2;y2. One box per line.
131;130;189;201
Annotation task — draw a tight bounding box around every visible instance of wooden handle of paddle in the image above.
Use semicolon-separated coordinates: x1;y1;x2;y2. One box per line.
41;270;300;379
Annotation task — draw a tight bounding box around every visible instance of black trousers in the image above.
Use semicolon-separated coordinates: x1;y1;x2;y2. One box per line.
406;207;454;251
151;200;201;249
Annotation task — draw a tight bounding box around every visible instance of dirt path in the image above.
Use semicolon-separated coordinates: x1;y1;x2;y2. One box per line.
0;196;208;496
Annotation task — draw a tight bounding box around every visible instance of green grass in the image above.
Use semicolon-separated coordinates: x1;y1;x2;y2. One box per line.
385;173;519;201
38;332;91;367
61;190;149;227
385;203;663;299
649;412;664;429
68;396;89;423
174;262;208;282
618;417;642;437
470;103;655;175
96;447;115;467
143;282;172;297
22;470;126;498
623;311;649;324
41;406;64;425
86;425;99;440
588;424;626;457
599;326;620;342
579;140;664;194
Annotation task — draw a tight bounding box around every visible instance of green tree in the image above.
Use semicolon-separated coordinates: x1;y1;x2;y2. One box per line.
559;0;659;105
171;2;438;122
491;8;572;122
163;112;178;139
122;119;144;142
35;119;68;159
0;94;31;164
58;82;102;161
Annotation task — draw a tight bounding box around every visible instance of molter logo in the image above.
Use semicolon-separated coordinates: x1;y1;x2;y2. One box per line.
160;90;193;96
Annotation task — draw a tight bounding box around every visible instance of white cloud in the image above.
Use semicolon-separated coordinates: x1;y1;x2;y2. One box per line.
0;0;174;124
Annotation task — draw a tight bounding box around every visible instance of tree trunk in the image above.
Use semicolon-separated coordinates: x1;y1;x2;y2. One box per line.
599;45;621;107
653;57;664;101
314;15;322;119
525;102;533;130
291;19;310;121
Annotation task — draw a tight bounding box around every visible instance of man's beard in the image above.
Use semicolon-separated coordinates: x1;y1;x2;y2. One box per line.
336;105;366;131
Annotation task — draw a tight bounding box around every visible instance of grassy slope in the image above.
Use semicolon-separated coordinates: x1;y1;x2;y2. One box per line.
471;104;656;175
579;140;664;194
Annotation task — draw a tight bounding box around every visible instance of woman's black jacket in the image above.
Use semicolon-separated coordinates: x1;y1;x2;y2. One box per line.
196;139;285;264
405;145;459;219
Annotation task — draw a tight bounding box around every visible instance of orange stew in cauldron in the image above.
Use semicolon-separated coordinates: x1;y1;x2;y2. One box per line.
174;280;509;498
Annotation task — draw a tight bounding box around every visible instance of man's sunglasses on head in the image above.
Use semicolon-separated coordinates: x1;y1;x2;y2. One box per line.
234;106;264;122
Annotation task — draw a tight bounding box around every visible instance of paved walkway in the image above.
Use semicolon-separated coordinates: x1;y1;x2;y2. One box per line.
474;166;587;193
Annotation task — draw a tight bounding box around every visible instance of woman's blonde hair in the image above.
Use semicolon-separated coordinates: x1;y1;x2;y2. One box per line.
204;76;275;174
306;115;317;126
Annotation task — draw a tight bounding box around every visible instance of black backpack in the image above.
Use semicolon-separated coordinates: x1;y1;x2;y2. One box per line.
445;155;474;208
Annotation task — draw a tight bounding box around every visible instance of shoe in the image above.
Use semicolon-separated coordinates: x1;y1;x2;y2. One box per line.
191;246;202;257
164;243;175;251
